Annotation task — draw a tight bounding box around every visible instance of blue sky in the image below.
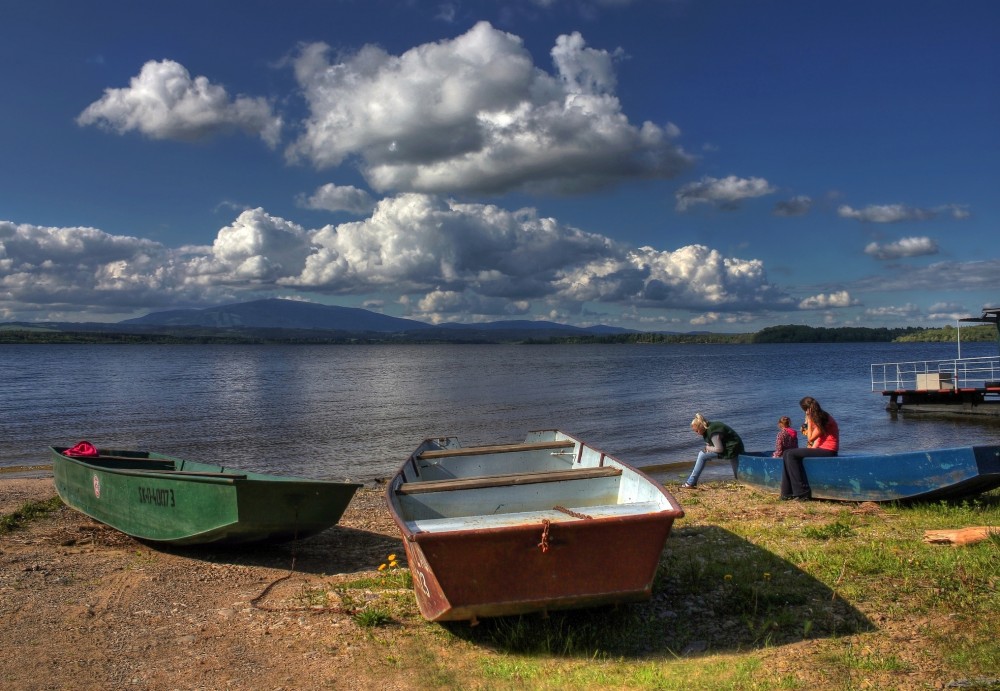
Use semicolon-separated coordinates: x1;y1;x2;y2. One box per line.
1;0;997;331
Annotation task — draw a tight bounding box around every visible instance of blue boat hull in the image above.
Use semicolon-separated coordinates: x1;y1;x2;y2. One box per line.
736;445;1000;502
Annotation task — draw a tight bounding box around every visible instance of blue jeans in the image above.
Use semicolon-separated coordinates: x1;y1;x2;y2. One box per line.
685;450;718;486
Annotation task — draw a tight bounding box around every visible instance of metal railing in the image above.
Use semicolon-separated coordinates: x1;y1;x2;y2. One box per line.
871;356;1000;391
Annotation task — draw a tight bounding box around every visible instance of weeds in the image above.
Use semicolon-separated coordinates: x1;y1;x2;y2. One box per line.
802;520;855;540
313;553;414;628
0;496;62;534
353;606;393;627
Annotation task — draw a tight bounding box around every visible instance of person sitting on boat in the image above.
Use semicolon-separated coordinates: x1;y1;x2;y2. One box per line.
780;396;839;500
682;413;745;488
772;416;799;457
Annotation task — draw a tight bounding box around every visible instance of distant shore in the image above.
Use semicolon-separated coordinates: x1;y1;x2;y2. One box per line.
2;322;996;346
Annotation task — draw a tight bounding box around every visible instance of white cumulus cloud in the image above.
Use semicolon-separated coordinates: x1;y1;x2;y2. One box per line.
675;175;777;211
77;59;282;147
864;236;939;260
0;220;232;318
799;291;857;309
1;196;799;323
838;203;969;223
297;184;376;215
286;21;691;194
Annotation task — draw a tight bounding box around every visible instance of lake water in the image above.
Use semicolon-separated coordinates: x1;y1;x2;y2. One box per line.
3;341;999;485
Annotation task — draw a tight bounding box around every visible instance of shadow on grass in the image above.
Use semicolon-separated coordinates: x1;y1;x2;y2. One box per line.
444;525;874;659
151;525;403;576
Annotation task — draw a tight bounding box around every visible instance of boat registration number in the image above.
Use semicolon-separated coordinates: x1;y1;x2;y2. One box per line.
138;486;176;507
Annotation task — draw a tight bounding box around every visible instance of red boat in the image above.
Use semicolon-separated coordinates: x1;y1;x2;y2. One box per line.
386;430;684;623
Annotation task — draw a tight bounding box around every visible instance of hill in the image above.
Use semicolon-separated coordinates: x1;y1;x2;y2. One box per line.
117;298;633;340
120;298;427;333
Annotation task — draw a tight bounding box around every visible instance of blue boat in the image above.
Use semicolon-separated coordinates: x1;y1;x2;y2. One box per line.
735;445;1000;502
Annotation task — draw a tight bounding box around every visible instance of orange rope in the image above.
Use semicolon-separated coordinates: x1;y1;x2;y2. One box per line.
554;505;592;520
538;519;550;552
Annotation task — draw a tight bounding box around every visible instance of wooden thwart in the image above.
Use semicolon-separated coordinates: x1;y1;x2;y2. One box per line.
94;455;156;462
417;439;575;460
397;465;621;494
149;470;248;479
114;468;247;480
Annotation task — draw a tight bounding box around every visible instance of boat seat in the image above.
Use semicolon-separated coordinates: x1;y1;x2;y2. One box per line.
396;465;621;495
417;439;575;460
90;458;175;471
406;501;665;533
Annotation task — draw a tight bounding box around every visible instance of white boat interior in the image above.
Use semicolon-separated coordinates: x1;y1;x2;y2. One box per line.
393;431;676;533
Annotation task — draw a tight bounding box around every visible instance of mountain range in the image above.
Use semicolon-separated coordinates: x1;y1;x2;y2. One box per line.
117;298;634;339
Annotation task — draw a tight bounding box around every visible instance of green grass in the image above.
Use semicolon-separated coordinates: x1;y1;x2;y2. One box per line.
298;486;999;688
353;606;393;627
298;560;415;628
405;485;1000;688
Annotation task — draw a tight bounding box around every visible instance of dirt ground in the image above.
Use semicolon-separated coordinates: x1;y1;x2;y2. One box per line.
0;476;413;691
4;475;998;690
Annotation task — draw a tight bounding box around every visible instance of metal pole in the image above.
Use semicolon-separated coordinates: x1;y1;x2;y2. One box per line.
957;320;962;360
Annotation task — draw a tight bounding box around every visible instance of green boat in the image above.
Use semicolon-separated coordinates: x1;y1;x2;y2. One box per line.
51;444;362;546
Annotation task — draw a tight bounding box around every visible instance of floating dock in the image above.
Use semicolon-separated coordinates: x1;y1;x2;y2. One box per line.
875;377;1000;416
872;307;1000;416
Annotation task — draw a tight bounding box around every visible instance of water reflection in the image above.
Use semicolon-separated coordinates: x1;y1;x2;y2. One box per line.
3;341;999;483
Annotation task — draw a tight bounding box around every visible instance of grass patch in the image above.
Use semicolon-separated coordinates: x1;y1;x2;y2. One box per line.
300;485;1000;689
802;519;855;540
353;606;393;627
298;553;415;627
427;484;1000;688
0;496;62;534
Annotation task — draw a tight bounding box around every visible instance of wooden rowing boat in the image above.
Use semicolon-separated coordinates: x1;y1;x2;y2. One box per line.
385;430;684;623
51;445;361;546
736;444;1000;502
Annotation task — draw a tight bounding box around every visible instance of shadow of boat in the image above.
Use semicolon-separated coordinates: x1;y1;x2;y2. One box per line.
150;525;404;576
444;525;875;659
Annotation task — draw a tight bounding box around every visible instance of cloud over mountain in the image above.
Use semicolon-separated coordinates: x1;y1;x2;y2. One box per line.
0;196;794;323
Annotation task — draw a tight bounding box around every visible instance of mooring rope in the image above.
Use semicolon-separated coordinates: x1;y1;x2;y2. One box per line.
538;519;550;552
554;505;593;520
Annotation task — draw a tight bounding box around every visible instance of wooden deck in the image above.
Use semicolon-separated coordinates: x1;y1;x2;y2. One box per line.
881;385;1000;415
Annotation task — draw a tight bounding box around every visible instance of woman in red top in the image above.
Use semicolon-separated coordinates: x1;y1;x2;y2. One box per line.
780;396;839;500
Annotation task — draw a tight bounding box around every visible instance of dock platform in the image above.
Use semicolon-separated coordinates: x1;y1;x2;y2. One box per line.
872;355;1000;415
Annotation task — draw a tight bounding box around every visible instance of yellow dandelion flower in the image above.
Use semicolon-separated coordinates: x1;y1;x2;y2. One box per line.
724;574;733;581
387;554;397;561
378;563;387;571
389;560;399;568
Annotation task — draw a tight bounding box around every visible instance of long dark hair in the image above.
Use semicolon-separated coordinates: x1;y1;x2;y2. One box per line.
799;396;830;435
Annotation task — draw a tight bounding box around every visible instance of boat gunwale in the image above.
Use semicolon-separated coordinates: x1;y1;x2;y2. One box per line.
735;444;1000;503
50;447;362;487
386;429;683;540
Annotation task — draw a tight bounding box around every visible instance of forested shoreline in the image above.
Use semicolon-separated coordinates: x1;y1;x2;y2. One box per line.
1;323;995;346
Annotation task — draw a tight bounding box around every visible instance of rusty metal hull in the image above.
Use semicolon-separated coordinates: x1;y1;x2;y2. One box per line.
402;512;675;621
387;430;684;622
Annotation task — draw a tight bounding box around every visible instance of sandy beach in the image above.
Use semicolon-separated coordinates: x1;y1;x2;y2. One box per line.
0;476;411;690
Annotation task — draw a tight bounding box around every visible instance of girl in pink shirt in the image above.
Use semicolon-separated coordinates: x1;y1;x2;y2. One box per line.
772;416;799;457
780;396;839;500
